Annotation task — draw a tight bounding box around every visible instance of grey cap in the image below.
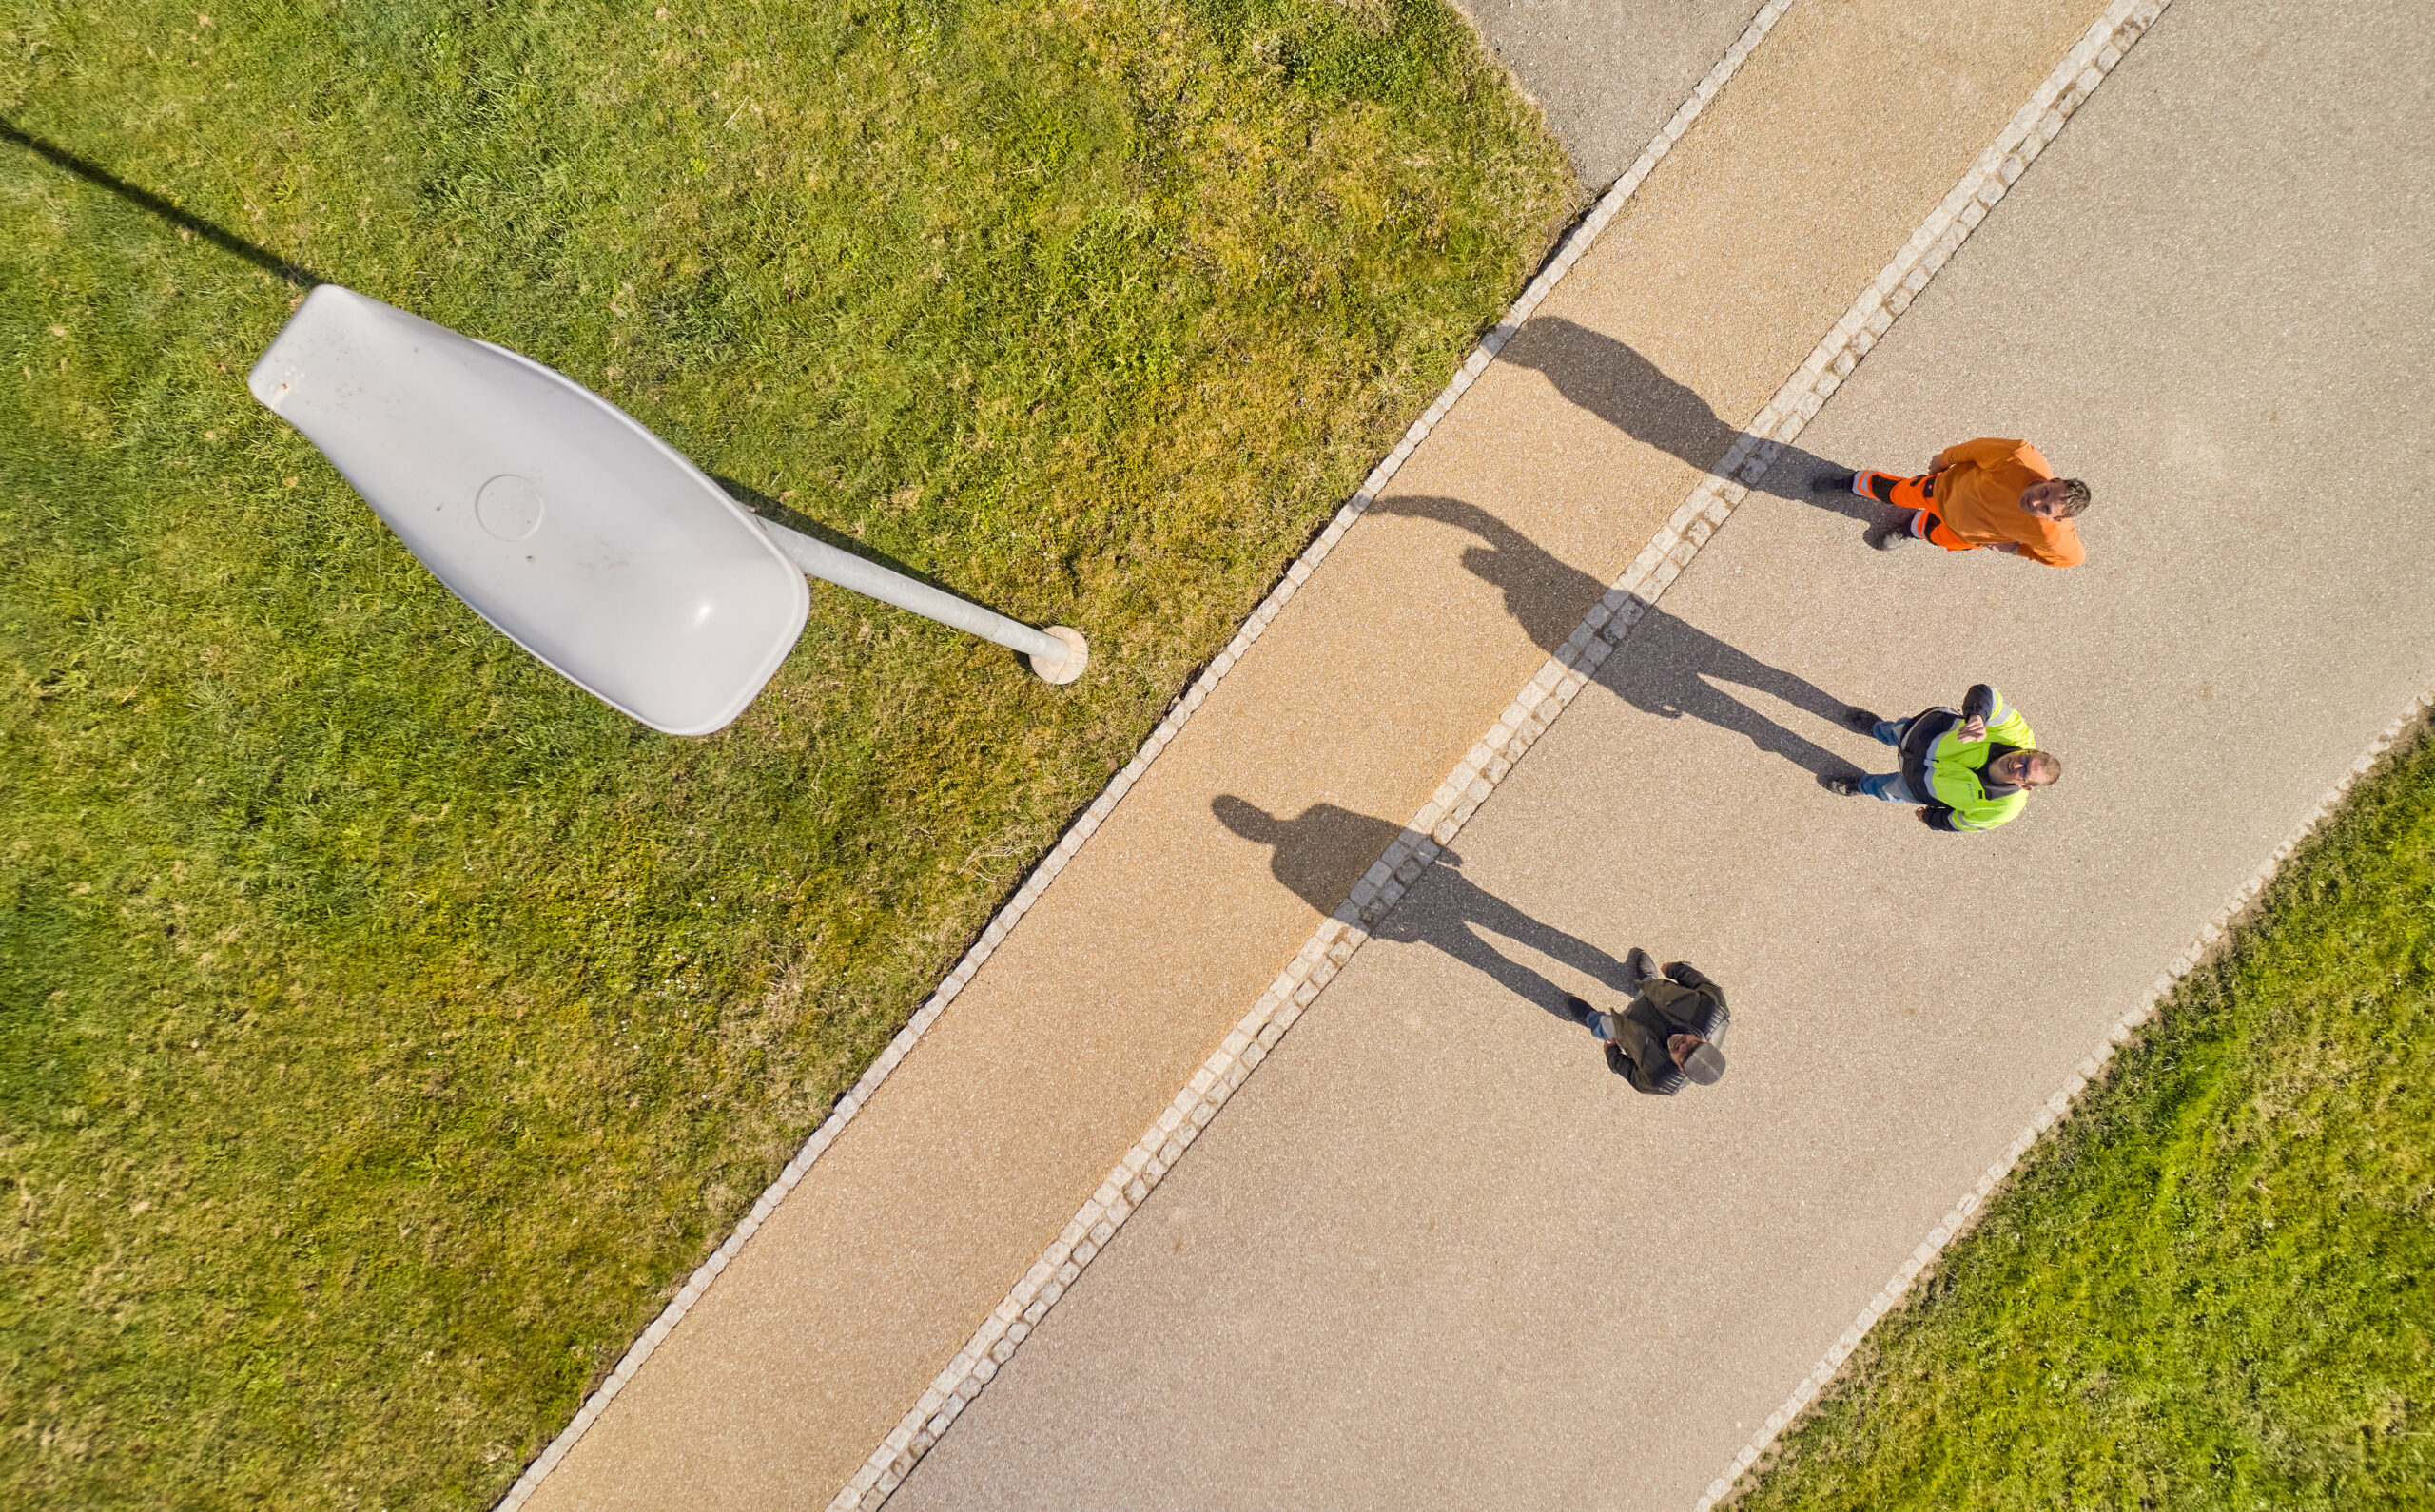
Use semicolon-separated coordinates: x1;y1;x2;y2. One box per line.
1682;1041;1727;1086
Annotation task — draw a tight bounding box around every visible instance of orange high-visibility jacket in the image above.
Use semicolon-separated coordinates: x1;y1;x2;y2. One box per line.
1933;438;2084;567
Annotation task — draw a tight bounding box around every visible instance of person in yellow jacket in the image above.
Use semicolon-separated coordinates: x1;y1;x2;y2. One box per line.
1814;438;2090;566
1827;685;2060;831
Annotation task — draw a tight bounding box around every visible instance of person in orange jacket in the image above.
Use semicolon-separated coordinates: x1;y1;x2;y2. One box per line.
1815;438;2090;566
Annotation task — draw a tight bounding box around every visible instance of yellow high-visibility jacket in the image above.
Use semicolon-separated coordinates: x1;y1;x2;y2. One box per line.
1900;685;2036;832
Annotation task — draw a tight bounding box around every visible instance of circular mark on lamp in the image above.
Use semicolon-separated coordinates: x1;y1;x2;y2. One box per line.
476;475;546;541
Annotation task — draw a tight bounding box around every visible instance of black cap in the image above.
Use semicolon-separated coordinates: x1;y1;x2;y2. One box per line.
1682;1041;1727;1086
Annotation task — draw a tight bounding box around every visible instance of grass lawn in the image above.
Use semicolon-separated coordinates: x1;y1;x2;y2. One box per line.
1736;718;2435;1511
0;0;1572;1503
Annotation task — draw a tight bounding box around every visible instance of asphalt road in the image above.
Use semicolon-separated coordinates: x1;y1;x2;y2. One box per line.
890;1;2435;1506
1446;0;1763;188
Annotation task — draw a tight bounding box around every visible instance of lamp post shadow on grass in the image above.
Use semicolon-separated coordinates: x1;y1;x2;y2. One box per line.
1213;795;1641;1023
1496;315;1897;539
1375;495;1864;785
2;116;322;286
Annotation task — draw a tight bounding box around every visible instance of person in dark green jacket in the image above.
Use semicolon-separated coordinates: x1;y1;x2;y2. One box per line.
1564;951;1728;1095
1827;683;2060;831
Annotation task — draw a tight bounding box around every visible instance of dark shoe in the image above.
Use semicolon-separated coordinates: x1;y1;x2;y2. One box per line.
1825;774;1861;797
1843;707;1881;734
1622;947;1656;989
1561;993;1595;1026
1810;470;1857;494
1868;520;1916;551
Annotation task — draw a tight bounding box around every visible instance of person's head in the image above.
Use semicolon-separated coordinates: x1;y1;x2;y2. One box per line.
1667;1033;1727;1085
2019;477;2092;520
1989;747;2063;789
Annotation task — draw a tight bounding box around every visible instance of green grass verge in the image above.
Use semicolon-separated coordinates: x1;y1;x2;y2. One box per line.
0;0;1573;1503
1737;719;2435;1510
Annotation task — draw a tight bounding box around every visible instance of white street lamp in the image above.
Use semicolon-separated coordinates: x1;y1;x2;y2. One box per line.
246;285;1085;736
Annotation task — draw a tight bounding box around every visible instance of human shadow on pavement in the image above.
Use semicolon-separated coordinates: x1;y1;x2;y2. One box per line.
1211;797;1408;921
1378;495;1862;784
1214;796;1641;1020
1372;494;1603;654
1603;607;1859;782
1495;316;1892;536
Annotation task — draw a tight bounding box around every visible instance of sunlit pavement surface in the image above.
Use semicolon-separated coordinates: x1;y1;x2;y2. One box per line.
887;1;2435;1506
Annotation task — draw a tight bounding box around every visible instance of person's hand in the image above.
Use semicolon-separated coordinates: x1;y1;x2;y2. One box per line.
1916;806;1942;828
1926;456;1951;475
1959;714;1988;743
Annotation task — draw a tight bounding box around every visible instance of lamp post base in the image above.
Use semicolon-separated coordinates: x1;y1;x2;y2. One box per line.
1029;626;1089;686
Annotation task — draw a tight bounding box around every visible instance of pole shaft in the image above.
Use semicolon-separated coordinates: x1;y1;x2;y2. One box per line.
755;517;1067;665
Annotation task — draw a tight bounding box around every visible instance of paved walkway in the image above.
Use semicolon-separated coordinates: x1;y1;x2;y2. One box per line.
889;0;2435;1505
521;0;2435;1507
1446;0;1761;189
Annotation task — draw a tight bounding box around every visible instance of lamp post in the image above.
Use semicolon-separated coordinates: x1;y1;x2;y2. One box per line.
246;285;1085;736
753;515;1084;685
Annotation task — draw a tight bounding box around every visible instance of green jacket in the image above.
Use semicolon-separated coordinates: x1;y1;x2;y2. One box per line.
1899;685;2036;832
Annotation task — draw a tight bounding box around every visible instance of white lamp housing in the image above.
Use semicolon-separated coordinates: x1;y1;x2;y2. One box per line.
248;285;810;735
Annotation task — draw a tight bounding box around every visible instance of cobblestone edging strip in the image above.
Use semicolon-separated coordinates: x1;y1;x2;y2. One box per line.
820;0;2190;1504
1689;691;2434;1512
489;6;1804;1506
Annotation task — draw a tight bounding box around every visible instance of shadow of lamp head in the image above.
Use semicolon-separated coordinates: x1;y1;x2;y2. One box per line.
247;286;1081;736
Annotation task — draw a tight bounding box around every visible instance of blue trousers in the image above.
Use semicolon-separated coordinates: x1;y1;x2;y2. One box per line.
1858;716;1921;804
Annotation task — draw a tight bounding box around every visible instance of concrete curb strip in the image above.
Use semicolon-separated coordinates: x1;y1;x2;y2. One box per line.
489;7;1805;1509
826;0;2191;1505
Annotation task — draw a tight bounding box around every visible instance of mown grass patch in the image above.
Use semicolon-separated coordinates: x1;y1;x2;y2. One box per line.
1737;719;2435;1510
0;0;1573;1503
